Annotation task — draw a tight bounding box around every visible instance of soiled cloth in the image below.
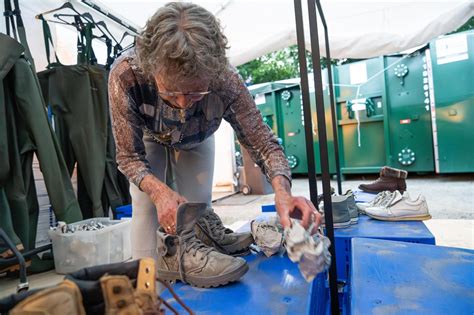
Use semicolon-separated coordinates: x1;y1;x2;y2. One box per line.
284;221;332;282
250;215;284;257
251;215;331;282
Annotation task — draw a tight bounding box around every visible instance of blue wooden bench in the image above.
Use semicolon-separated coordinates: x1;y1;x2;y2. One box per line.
351;238;474;315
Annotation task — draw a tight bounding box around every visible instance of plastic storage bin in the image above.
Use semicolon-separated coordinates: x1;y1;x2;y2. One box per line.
49;218;131;274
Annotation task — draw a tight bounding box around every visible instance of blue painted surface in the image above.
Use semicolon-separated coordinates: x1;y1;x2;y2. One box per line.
351;238;474;315
335;215;435;282
335;215;435;240
161;252;327;314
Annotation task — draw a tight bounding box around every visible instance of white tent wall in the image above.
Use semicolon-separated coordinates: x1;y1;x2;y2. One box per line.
1;0;472;194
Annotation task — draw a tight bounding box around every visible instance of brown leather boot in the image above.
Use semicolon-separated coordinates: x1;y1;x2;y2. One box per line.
359;166;407;193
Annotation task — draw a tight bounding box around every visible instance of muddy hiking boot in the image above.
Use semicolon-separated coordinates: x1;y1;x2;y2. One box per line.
156;203;249;288
359;166;407;193
195;208;254;256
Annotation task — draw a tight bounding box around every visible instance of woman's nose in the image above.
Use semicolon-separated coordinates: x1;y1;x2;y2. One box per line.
175;95;193;108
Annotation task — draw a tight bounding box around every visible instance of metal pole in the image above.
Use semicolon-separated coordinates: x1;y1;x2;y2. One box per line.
306;0;340;313
315;0;343;195
294;0;318;202
294;0;339;313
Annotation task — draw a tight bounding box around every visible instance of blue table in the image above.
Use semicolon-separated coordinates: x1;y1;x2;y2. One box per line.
351;238;474;315
161;252;328;314
335;215;435;282
258;206;436;282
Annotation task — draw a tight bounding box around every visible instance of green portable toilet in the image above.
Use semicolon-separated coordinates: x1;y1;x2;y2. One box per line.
428;30;474;173
333;58;387;174
383;51;435;173
248;77;336;175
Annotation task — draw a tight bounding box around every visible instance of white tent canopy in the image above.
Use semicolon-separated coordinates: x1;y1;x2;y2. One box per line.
1;0;473;69
84;0;474;65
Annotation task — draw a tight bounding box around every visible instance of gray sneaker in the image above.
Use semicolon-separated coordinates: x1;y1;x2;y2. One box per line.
320;195;351;228
156;203;249;288
343;190;359;224
195;208;254;256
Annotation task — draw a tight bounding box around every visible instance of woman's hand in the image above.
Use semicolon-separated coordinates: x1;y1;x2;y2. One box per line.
272;176;321;234
150;188;187;235
140;175;187;234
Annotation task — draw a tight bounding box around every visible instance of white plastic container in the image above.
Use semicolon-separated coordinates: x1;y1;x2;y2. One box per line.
49;218;131;274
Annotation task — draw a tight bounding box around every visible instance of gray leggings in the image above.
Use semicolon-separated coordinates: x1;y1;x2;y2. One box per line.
130;134;215;260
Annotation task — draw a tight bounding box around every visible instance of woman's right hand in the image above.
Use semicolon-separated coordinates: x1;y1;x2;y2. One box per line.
151;187;187;235
140;175;187;235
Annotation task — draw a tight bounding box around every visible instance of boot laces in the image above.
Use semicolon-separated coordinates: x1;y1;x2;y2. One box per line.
381;192;398;207
370;191;389;206
201;212;226;240
177;228;213;283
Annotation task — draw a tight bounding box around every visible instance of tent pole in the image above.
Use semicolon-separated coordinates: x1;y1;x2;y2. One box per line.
294;0;340;313
293;0;319;203
315;0;343;195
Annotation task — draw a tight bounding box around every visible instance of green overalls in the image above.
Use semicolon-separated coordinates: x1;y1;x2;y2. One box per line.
0;34;83;251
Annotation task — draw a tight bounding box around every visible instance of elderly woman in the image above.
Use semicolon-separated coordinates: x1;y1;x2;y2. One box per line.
109;2;321;286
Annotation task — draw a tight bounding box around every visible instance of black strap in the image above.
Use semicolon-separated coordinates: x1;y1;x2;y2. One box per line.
12;0;34;66
84;23;97;64
74;15;87;64
3;0;17;40
4;0;36;69
40;15;60;67
105;36;114;69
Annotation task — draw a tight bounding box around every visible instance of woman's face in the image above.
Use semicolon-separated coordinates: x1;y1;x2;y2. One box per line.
155;75;210;109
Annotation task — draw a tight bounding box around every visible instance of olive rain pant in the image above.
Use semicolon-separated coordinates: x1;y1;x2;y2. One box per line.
0;34;82;250
38;65;129;219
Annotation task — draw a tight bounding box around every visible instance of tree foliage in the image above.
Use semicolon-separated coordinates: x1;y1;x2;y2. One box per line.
237;45;312;85
449;16;474;34
237;45;346;85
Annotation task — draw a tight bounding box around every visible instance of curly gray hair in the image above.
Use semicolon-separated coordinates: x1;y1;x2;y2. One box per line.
136;2;229;86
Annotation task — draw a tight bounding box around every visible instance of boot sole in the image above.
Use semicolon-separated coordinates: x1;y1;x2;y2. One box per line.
366;213;432;221
334;221;352;228
157;262;249;288
350;217;359;224
222;236;254;255
322;221;351;229
230;247;251;257
359;187;406;194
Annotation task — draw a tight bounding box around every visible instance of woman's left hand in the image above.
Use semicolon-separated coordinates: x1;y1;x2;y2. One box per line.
272;175;321;234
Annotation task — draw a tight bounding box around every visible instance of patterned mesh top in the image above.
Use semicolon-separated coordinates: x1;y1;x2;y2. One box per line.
108;50;291;188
